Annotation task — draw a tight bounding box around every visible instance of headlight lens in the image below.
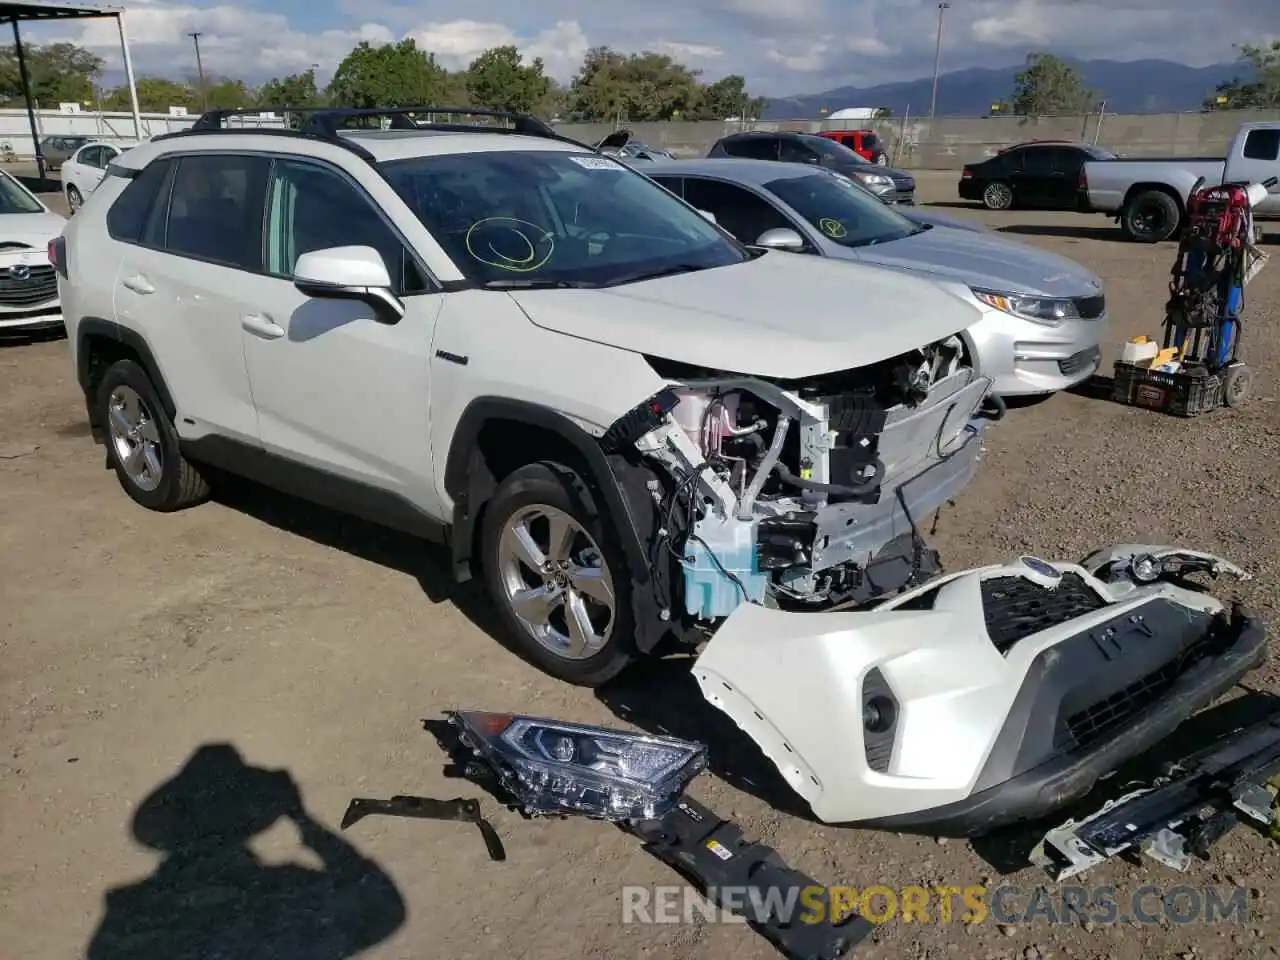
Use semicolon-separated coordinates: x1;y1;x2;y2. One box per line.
448;711;708;820
853;172;894;188
972;288;1081;325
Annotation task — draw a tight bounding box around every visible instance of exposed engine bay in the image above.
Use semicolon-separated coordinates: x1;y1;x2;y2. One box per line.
603;335;996;623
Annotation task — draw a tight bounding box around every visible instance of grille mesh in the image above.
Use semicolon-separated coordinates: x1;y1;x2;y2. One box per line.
1073;294;1106;320
0;264;57;307
981;573;1106;655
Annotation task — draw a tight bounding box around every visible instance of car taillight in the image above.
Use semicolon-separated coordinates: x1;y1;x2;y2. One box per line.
48;236;67;278
1078;167;1088;190
961;168;973;179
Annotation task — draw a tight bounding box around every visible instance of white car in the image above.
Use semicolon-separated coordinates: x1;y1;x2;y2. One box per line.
0;169;67;333
61;140;136;212
54;106;996;687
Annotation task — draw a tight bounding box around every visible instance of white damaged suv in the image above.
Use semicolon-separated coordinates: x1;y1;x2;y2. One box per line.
54;107;999;685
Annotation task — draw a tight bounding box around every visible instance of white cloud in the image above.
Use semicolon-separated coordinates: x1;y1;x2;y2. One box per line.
18;0;1279;98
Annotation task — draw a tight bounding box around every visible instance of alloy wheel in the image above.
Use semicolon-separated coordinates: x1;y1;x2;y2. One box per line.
984;182;1013;209
107;385;164;492
496;504;616;660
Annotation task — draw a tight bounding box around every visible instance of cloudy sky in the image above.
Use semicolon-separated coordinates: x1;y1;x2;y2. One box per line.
24;0;1276;96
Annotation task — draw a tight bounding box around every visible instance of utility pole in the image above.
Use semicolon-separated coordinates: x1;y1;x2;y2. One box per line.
929;1;950;121
188;32;207;111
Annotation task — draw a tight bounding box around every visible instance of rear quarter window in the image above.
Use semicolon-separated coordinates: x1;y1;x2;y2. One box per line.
106;159;175;243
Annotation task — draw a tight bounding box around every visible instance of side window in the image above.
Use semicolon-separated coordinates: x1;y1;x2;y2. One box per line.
106;158;175;243
778;138;818;163
165;154;270;271
724;137;778;160
650;176;684;199
1243;129;1280;161
681;178;792;245
1047;147;1080;172
1020;147;1053;175
265;158;428;295
78;146;103;169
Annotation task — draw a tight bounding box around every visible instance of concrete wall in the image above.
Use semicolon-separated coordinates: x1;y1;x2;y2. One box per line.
554;109;1280;169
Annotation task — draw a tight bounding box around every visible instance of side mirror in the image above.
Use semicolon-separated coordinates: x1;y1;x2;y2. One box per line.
754;227;806;252
292;245;405;325
697;209;718;224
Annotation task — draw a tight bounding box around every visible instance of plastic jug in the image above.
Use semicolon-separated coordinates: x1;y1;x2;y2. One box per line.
1120;337;1160;365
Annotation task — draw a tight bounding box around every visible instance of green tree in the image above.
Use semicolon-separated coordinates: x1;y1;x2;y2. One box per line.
256;69;320;109
1011;53;1096;115
1204;41;1280;109
466;45;551;114
325;39;449;110
197;77;252;111
0;41;103;106
566;46;706;121
102;77;195;113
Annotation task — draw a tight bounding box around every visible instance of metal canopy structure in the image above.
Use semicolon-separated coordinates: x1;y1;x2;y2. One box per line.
0;0;141;182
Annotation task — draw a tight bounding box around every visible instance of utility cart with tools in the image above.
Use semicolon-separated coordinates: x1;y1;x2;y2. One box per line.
1112;174;1275;416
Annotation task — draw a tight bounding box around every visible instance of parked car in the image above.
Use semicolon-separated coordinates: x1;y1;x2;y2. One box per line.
37;134;93;171
593;129;677;161
816;129;888;164
62;140;137;212
0;169;67;334
645;158;1107;397
959;141;1116;211
1081;121;1280;242
709;130;916;204
54;106;995;687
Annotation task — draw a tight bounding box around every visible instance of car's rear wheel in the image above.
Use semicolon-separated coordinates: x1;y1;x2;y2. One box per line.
481;461;636;686
98;359;211;511
66;185;82;212
982;181;1014;210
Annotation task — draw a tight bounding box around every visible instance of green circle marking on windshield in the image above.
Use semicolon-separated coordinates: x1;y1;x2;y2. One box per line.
819;217;848;239
465;217;555;272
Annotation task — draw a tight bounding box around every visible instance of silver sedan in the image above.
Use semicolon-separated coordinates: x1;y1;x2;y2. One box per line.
641;158;1108;397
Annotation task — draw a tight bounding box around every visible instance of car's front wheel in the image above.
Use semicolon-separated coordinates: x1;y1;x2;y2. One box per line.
97;359;211;511
481;461;636;686
66;185;83;212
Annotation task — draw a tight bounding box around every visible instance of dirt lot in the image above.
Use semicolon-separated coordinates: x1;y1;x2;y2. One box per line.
3;173;1279;960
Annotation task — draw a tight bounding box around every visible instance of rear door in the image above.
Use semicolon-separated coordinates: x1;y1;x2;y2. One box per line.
67;145;107;197
1010;146;1053;207
1234;127;1280;216
1045;147;1084;208
112;152;267;444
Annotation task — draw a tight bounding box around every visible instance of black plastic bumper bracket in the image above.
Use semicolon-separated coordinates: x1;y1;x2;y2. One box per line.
628;797;874;960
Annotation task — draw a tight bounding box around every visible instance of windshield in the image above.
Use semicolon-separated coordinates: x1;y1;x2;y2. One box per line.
0;172;44;214
380;150;746;286
764;171;918;248
801;135;869;164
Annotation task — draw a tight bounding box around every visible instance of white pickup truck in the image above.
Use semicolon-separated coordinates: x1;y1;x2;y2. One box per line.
1081;121;1280;242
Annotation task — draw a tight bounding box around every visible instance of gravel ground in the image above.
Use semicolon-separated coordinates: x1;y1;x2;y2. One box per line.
2;175;1279;960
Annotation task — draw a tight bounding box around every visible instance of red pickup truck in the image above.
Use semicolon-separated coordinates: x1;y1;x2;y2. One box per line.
816;129;888;165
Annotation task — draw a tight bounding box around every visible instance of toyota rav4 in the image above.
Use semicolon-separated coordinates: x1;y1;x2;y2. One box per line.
53;107;998;685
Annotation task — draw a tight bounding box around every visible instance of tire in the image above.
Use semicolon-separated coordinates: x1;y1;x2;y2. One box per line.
66;185;82;213
1121;189;1181;243
481;461;636;686
97;359;211;512
1223;364;1252;407
982;181;1014;210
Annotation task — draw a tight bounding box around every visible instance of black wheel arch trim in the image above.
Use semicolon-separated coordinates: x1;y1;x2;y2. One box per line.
76;317;177;422
444;396;653;589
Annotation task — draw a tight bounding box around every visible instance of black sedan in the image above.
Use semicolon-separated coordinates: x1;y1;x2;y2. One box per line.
959;140;1116;210
709;130;916;204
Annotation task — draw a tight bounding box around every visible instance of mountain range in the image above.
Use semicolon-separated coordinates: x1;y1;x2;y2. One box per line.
762;57;1248;119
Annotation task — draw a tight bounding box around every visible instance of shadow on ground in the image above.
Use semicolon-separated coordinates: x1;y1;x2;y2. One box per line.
996;223;1133;242
87;743;406;960
968;690;1280;875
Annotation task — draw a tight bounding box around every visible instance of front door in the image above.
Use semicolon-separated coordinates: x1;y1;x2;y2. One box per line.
1236;127;1280;217
238;155;443;513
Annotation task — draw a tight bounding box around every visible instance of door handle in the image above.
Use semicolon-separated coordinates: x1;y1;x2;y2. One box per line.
120;274;154;295
241;314;285;339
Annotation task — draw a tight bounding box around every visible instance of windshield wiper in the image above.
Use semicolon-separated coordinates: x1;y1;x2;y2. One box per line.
599;263;708;287
482;278;594;290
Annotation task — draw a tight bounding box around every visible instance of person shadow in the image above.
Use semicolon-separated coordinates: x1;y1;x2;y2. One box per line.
86;743;407;960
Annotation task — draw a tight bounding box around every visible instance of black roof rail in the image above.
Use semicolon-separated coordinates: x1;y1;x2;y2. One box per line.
158;105;595;160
